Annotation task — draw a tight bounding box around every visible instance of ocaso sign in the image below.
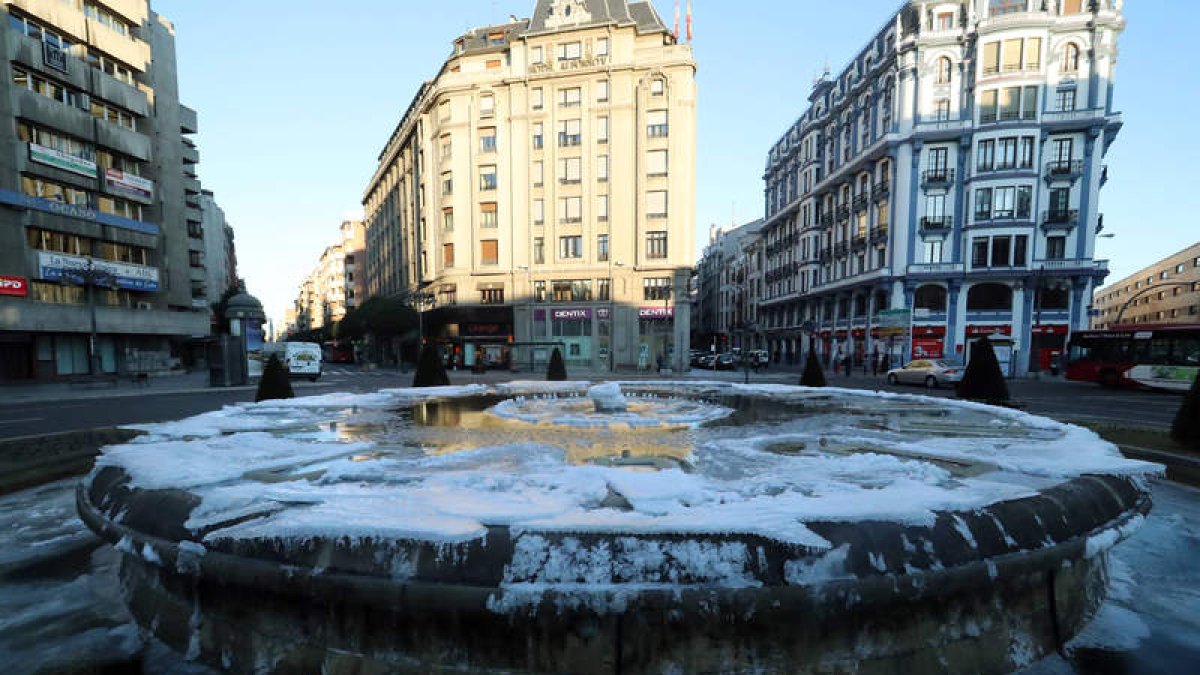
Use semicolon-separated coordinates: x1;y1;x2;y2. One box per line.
0;276;27;297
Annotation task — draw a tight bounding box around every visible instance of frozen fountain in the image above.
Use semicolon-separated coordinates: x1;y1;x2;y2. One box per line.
77;382;1160;674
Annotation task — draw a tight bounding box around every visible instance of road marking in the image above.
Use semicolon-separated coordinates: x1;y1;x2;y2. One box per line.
0;417;45;425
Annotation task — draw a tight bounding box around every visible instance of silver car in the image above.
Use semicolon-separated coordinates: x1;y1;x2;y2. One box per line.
886;359;965;389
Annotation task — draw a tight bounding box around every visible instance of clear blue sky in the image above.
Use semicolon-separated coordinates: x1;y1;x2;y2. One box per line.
153;0;1198;324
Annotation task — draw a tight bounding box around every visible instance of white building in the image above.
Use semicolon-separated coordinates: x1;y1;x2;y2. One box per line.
759;0;1123;376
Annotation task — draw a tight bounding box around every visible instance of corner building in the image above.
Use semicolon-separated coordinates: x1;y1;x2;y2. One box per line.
363;0;695;371
760;0;1122;376
0;0;208;380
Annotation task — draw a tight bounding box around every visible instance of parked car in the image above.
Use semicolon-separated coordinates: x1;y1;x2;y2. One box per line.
750;350;770;367
263;342;323;382
886;359;964;389
714;353;737;370
698;354;717;369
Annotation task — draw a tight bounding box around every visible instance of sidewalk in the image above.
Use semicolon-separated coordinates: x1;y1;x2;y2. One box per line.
0;370;248;405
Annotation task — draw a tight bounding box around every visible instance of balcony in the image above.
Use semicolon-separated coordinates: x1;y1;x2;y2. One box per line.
1041;108;1105;125
819;249;832;264
818;213;833;229
1041;209;1079;231
852;195;868;212
920;216;953;232
872;181;890;202
870;226;889;244
851;235;867;250
1044;160;1083;183
921;168;955;189
908;262;965;276
834;242;849;257
1033;258;1102;272
836;205;850;222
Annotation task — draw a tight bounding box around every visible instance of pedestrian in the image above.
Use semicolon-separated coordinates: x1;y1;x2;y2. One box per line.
871;349;880;376
843;352;852;377
832;348;841;375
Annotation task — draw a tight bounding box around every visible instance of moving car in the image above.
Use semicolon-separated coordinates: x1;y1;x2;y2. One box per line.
714;353;737;370
886;359;964;389
263;342;323;381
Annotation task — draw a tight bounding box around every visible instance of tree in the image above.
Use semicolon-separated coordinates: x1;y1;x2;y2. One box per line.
800;350;826;388
1171;371;1200;450
547;347;568;381
255;354;294;403
412;344;450;387
956;337;1010;403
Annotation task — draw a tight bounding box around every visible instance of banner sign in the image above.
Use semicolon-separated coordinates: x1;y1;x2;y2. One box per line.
103;168;154;203
596;307;611;320
552;308;592;321
966;324;1012;337
638;307;674;319
29;143;97;177
0;188;159;236
0;275;27;297
38;251;160;292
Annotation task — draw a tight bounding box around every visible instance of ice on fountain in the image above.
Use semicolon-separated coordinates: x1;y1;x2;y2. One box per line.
588;382;628;413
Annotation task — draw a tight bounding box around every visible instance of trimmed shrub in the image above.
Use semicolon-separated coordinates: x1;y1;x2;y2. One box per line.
412;344;450;388
800;350;826;388
255;354;294;403
1171;371;1200;450
956;337;1010;403
547;347;568;381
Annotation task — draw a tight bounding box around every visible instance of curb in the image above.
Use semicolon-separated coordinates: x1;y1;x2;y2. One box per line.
1118;444;1200;487
0;427;143;496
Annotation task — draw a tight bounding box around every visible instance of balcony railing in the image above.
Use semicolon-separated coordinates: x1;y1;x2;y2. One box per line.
920;216;953;231
836;205;850;221
870;226;889;244
851;235;867;249
1033;258;1096;272
1041;209;1079;230
921;168;955;187
852;195;868;212
907;262;965;275
834;242;849;257
872;181;890;202
1044;160;1084;180
818;213;833;228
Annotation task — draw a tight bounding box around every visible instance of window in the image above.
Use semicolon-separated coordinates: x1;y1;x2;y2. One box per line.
480;202;498;228
532;161;544;187
644;277;672;301
936;57;952;85
597;234;609;262
980;90;998;122
597;80;609;103
1049;187;1070;216
533;123;544;150
558;87;581;108
1022;86;1038;119
983;42;1001;75
597;38;609;57
441;137;452;159
971;235;1028;268
558;157;581;184
975;188;993;220
936;12;955;30
647;110;668;137
651;78;665;96
534;280;546;302
559;235;582;259
532;88;544;110
1056;89;1076;112
597;278;611;301
647;231;668;259
533;237;544;264
442;208;454;231
481;288;504;304
486;59;502;70
976;140;995;171
443;243;455;267
647;149;668;176
479;129;496;153
1020;137;1035;168
928;147;948;173
1160;270;1170;280
1024;38;1042;71
84;2;131;35
647;190;668;218
997;138;1018;169
481;240;499;265
558;196;582;223
480;94;494;116
1063;43;1081;73
934;98;951;121
21;175;89;207
923;240;943;264
1177;264;1186;274
1002;39;1022;72
1063;0;1084;14
597;116;610;143
597;155;609;182
531;46;543;64
533;198;544;224
558;42;582;61
479;166;497;191
597;194;609;221
558;119;581;146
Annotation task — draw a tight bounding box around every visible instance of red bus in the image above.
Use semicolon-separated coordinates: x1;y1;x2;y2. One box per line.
322;340;355;364
1066;324;1200;390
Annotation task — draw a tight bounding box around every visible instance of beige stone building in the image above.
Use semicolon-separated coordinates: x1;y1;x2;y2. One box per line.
1092;243;1200;329
292;220;365;333
363;0;695;371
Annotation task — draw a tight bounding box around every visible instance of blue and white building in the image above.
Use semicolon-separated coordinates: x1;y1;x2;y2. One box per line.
759;0;1124;376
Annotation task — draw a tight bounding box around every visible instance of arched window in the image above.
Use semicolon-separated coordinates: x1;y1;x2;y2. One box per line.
967;283;1013;311
1062;43;1080;73
914;285;948;312
936;57;952;85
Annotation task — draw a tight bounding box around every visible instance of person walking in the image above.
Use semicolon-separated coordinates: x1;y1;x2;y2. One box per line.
843;351;852;378
832;348;842;375
871;348;881;376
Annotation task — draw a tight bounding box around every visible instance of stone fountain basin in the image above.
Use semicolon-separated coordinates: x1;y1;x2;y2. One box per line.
76;382;1160;674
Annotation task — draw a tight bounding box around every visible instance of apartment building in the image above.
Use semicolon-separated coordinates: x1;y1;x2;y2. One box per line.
363;0;696;371
759;0;1122;376
693;220;763;354
1092;243;1200;330
199;189;238;315
0;0;209;381
292;219;365;333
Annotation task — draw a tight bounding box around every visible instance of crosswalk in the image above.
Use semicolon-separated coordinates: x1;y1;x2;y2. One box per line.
318;366;404;379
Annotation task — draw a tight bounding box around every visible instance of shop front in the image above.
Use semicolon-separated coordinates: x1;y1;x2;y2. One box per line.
1030;324;1069;373
911;325;947;360
531;308;595;367
965;324;1014;376
637;307;674;371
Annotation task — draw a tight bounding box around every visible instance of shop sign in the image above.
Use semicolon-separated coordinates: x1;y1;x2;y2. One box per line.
103;168;154;203
966;324;1012;337
37;251;160;292
638;307;674;319
29;142;97;177
0;275;27;297
834;329;849;338
552;308;592;321
851;328;866;338
912;325;947;338
912;338;945;359
463;323;505;336
1031;324;1069;335
42;42;67;73
596;307;611;320
0;188;159;236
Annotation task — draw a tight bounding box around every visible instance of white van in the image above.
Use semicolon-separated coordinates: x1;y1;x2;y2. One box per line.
263;342;322;381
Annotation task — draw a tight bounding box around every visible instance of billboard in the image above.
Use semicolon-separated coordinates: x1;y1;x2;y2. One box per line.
37;252;160;292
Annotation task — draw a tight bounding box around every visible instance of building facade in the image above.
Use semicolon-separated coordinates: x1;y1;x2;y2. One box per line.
1092;243;1200;330
363;0;696;371
200;189;237;314
759;0;1122;376
693;220;763;354
291;219;365;333
0;0;210;381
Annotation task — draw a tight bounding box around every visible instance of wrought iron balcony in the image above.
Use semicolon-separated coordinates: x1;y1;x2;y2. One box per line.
836;205;851;221
870;226;889;244
852;195;869;212
1041;209;1079;230
872;181;890;202
851;235;867;249
921;168;955;188
1044;160;1083;182
834;242;850;257
920;216;953;231
818;212;834;228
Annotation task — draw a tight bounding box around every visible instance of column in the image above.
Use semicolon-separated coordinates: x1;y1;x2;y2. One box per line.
945;280;962;358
